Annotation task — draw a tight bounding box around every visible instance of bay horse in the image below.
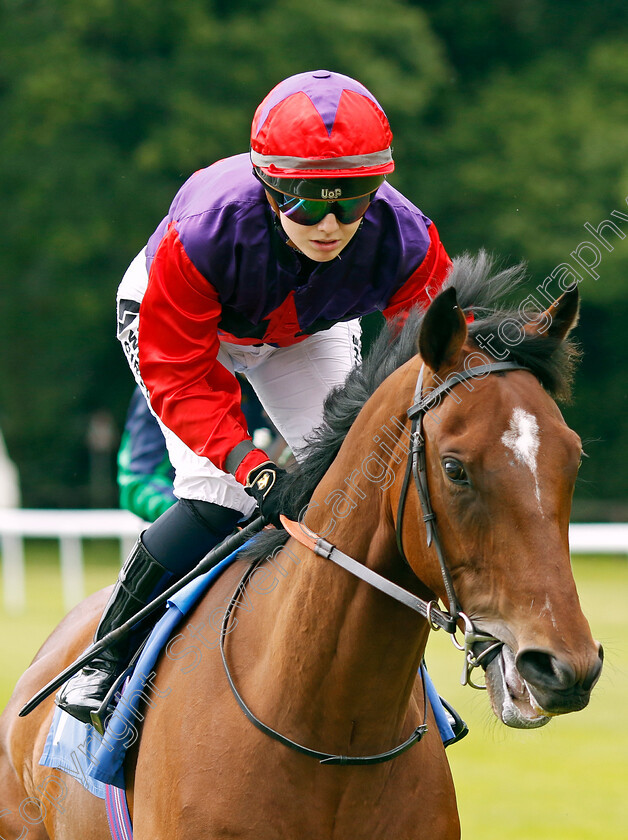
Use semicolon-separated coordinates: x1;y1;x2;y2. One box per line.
0;255;603;840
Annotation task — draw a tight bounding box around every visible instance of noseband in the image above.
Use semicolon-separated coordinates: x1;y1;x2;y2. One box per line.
221;358;530;763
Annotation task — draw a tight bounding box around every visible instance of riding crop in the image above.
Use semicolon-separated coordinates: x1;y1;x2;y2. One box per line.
19;515;267;718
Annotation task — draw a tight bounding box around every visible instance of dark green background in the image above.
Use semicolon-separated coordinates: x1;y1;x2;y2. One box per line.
0;0;626;518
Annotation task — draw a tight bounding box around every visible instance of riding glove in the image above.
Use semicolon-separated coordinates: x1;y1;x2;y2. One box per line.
244;461;289;527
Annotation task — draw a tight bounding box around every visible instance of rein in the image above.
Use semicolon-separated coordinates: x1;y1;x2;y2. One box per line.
220;359;528;763
281;516;456;633
220;560;429;765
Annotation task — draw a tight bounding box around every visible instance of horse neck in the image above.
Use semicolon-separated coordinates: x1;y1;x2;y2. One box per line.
249;361;430;745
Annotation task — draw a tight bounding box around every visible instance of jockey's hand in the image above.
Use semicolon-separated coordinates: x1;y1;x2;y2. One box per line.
244;461;289;527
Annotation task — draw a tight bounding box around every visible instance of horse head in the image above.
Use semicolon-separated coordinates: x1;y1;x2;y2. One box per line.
399;280;603;727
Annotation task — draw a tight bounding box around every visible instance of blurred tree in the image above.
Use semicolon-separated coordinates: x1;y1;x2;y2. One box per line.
0;0;625;513
411;0;628;83
0;0;446;506
421;40;628;302
568;298;628;520
417;39;628;512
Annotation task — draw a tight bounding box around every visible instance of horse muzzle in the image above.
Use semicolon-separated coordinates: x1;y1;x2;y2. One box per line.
484;642;604;728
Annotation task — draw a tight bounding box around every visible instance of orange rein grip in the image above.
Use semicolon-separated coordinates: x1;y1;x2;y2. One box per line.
279;515;319;553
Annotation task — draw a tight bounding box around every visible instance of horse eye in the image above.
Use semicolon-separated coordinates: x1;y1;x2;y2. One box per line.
442;457;469;485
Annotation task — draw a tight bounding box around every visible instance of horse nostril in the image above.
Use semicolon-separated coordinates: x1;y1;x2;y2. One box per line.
515;649;576;691
581;644;604;691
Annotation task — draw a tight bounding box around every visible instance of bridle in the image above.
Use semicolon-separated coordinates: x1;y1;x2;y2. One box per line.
221;358;530;764
395;360;530;687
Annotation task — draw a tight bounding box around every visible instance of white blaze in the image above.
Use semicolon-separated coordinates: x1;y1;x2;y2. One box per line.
501;407;542;506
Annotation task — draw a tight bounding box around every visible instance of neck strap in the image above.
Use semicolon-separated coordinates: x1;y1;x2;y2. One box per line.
220;557;429;765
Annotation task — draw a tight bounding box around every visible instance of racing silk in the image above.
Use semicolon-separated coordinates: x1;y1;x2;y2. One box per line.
135;153;451;480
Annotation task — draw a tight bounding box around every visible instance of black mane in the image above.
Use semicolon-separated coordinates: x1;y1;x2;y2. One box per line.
242;252;579;560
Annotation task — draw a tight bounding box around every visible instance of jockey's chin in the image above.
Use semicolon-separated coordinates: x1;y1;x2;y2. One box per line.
279;213;362;262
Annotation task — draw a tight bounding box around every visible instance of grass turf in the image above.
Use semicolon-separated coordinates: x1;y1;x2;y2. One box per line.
0;543;625;838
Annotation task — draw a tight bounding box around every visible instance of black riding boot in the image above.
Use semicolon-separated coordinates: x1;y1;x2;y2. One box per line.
55;538;175;727
56;499;242;729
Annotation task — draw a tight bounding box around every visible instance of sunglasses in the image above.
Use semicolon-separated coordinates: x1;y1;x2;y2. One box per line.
268;188;376;226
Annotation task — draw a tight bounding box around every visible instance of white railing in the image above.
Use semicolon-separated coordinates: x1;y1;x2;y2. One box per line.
567;522;628;555
0;510;627;614
0;509;144;613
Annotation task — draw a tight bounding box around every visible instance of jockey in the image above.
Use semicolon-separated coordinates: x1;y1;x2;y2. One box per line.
56;69;453;726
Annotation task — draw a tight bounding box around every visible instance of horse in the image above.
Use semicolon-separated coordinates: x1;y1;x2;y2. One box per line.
0;254;603;840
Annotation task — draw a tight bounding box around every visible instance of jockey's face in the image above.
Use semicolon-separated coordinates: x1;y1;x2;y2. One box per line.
278;211;362;262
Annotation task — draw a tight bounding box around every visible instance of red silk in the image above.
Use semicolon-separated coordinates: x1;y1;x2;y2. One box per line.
139;224;254;475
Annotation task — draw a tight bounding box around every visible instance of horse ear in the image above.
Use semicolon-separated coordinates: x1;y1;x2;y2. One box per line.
525;286;580;341
418;287;467;371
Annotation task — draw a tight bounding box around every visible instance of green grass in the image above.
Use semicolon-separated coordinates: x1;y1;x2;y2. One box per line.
0;539;120;707
1;545;626;838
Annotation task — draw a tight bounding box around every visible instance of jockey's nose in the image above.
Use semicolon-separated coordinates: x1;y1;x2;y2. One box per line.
317;213;340;233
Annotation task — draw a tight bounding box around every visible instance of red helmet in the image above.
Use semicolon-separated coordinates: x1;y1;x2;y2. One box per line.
251;70;394;197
